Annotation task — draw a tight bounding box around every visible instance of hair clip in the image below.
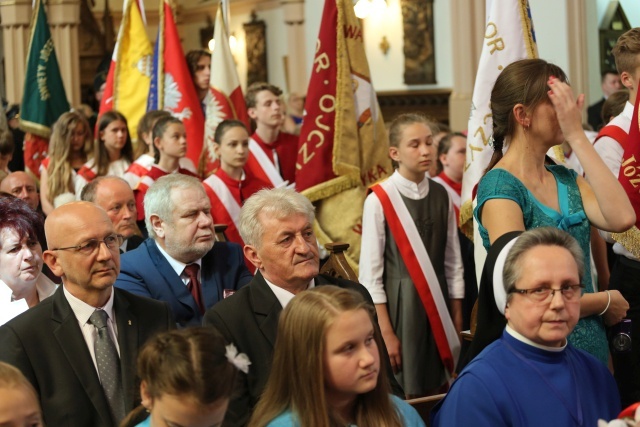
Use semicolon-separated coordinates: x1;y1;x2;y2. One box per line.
225;344;251;374
488;135;496;150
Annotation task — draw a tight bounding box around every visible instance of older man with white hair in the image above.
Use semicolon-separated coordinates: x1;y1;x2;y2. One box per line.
115;174;251;327
204;187;402;426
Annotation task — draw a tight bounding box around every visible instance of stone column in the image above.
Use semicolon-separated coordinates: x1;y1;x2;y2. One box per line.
48;0;81;107
281;0;306;95
0;0;32;104
566;0;590;111
448;0;485;131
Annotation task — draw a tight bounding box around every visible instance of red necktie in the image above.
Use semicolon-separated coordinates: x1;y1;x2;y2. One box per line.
184;263;205;314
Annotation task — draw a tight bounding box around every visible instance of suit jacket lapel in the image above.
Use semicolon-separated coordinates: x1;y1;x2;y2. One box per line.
114;289;138;414
148;240;198;317
249;272;282;348
51;287;113;425
200;249;220;307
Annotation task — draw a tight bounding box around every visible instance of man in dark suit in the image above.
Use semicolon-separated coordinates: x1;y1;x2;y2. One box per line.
587;70;622;131
116;174;252;327
0;202;173;427
80;176;144;252
204;188;402;426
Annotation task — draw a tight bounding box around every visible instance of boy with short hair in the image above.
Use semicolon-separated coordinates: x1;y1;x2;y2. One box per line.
593;27;640;407
244;82;298;186
358;113;464;398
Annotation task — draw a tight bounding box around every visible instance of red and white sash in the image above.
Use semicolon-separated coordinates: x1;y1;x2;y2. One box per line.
371;179;460;374
247;138;285;188
202;174;243;245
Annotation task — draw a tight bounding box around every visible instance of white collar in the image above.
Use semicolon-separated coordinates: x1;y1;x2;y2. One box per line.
506;325;567;352
390;169;430;200
264;276;315;308
154;240;202;277
622;100;634;120
63;285;116;326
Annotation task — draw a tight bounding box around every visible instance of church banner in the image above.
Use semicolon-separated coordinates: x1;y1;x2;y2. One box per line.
20;0;70;178
459;0;538;239
148;0;205;168
296;0;392;268
612;81;640;258
203;2;249;176
98;0;152;143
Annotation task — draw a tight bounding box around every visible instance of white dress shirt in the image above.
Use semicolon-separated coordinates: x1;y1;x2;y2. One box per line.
265;277;315;309
63;286;119;378
358;170;465;304
155;241;202;287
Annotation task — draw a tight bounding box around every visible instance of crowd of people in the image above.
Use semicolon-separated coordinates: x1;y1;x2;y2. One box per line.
2;26;640;427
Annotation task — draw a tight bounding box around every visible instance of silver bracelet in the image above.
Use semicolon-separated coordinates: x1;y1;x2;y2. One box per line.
599;290;611;316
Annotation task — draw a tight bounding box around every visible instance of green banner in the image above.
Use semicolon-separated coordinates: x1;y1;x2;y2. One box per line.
19;0;70;138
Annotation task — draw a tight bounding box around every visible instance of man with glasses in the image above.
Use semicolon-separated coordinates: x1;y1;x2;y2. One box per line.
0;201;173;427
432;227;620;426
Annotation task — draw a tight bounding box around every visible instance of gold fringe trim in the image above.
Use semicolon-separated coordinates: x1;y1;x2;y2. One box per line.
612;226;640;259
518;0;538;59
301;174;360;203
19;120;50;139
552;145;565;164
460;200;474;242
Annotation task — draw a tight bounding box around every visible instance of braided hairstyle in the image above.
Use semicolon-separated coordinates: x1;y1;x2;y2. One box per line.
484;58;568;174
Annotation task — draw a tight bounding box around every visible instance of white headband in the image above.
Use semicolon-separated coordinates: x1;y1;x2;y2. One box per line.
493;236;520;315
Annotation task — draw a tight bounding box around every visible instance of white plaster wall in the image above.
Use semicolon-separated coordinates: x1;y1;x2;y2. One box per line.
529;0;570;73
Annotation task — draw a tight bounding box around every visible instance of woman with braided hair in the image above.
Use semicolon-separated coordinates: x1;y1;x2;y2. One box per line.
473;58;634;364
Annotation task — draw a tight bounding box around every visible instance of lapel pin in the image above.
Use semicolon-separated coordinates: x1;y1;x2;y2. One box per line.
128;320;132;326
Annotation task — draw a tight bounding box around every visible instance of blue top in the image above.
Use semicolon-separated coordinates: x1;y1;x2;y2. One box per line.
474;165;608;364
431;330;620;427
133;416;150;427
266;395;425;426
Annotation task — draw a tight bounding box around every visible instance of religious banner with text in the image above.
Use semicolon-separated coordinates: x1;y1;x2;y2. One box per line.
20;0;70;179
98;0;152;143
459;0;537;239
148;0;205;168
296;0;392;269
612;84;640;258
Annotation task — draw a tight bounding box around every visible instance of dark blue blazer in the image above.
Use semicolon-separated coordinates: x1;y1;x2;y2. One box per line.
115;238;252;327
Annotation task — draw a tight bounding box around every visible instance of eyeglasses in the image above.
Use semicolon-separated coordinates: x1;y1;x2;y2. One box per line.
51;234;124;255
509;284;584;303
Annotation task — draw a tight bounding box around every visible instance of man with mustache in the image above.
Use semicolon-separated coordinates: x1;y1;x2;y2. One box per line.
203;188;402;426
115;174;251;327
0;202;173;426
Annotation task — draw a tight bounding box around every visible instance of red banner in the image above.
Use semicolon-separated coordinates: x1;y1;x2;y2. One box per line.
160;0;205;167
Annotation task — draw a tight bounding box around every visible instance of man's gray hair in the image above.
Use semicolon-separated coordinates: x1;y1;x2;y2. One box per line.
238;188;315;248
144;174;205;239
80;175;130;203
503;227;584;303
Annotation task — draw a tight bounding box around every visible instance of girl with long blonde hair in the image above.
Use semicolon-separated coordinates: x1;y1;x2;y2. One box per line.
40;111;91;214
249;286;424;427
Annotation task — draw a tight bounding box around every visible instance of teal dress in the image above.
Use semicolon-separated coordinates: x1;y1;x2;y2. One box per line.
474;165;608;364
265;395;425;426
